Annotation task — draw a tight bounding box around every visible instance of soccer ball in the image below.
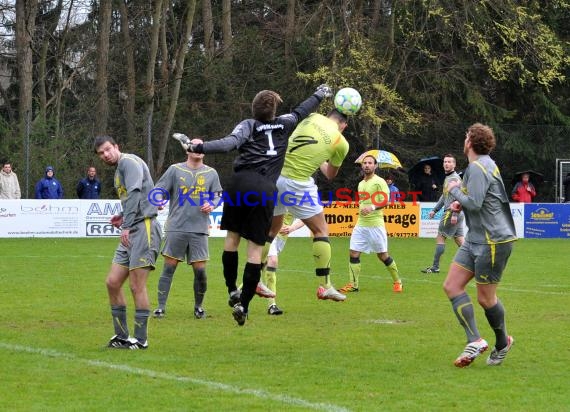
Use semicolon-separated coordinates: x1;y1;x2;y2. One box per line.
334;87;362;115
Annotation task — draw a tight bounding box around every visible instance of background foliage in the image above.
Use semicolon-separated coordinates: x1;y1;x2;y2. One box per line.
0;0;569;199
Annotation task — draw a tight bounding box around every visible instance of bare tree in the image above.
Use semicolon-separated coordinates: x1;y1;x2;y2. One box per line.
202;0;215;100
155;0;197;175
284;0;295;64
143;0;164;174
221;0;232;62
95;0;112;135
15;0;38;136
117;0;136;145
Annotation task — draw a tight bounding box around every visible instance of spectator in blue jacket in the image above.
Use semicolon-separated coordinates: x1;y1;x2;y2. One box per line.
35;166;64;199
77;166;101;199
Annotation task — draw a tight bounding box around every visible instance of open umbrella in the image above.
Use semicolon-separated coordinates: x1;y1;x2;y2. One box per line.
407;156;445;187
511;170;544;186
355;149;403;169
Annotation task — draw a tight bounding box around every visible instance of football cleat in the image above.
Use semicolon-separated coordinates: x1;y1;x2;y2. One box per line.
107;335;132;349
152;308;165;318
421;266;440;273
393;281;403;293
267;304;283;316
338;283;359;293
232;304;247;326
317;286;346;302
487;336;514;366
194;307;206;319
228;290;241;308
255;282;276;298
128;340;148;350
454;338;489;368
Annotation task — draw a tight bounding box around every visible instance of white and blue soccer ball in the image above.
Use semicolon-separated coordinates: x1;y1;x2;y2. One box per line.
334;87;362;116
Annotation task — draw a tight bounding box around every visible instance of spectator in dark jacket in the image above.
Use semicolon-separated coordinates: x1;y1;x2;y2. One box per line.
416;164;439;202
77;166;101;199
35;166;64;199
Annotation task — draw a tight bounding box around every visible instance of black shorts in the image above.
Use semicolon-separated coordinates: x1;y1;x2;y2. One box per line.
221;170;276;246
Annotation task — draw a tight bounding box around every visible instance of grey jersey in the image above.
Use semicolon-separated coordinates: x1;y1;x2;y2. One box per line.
115;153;157;229
155;163;222;234
433;171;463;212
449;155;516;244
200;93;323;183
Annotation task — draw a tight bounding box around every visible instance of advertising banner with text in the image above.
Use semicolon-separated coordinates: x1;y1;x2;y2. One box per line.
0;199;566;238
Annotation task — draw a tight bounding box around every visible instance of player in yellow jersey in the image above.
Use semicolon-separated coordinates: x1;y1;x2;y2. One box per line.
339;155;403;293
269;109;349;302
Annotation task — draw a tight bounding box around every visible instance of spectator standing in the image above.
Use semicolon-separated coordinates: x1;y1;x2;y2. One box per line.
35;166;63;199
0;161;21;199
77;166;101;199
511;173;536;203
417;164;439;201
385;173;401;202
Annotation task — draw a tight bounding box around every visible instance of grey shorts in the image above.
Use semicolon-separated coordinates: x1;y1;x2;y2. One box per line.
439;210;465;238
161;231;209;264
113;218;162;270
453;241;514;284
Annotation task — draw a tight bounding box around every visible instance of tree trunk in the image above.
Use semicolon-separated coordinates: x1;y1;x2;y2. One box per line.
143;0;165;175
95;0;112;136
117;0;137;146
155;0;197;175
15;0;38;137
284;0;295;65
221;0;232;62
37;0;63;126
15;0;38;198
202;0;215;100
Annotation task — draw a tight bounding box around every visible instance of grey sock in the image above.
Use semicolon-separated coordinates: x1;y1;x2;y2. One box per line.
193;267;207;308
484;300;508;350
157;264;176;310
451;292;480;342
111;305;129;338
134;308;150;343
433;244;445;268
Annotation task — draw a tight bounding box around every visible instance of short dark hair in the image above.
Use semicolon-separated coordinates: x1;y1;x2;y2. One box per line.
251;90;282;122
93;135;117;153
467;123;496;155
327;109;348;124
362;155;377;164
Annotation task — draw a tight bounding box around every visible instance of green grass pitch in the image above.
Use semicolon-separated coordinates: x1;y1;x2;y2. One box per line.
0;237;568;411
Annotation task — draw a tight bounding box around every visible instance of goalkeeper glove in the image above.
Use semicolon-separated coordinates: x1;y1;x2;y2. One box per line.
172;133;193;151
315;84;333;98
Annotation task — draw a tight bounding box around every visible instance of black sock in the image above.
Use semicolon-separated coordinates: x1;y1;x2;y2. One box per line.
222;251;239;294
240;262;262;312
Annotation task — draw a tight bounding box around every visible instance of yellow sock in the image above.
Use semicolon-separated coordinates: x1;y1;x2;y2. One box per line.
349;261;361;288
265;268;276;306
386;260;401;283
313;238;331;287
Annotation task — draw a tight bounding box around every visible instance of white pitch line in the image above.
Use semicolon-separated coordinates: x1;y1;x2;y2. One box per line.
0;342;350;412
